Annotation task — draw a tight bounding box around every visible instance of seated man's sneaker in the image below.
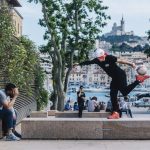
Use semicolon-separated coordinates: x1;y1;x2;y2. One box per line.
13;130;22;138
107;111;120;119
136;75;150;83
5;133;20;141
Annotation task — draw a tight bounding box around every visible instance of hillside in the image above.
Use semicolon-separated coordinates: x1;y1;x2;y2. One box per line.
100;35;142;44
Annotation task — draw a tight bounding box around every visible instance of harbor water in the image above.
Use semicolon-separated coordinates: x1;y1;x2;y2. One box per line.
66;90;148;103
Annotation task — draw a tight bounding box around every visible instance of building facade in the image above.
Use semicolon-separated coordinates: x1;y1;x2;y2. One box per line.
0;0;23;37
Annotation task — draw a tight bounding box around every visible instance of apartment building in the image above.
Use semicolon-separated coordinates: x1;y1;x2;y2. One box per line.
0;0;23;37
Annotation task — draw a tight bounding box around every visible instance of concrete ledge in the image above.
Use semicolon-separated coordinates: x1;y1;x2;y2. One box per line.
55;111;110;118
0;120;2;138
30;111;48;118
48;110;58;116
103;119;150;139
21;118;150;139
21;118;103;139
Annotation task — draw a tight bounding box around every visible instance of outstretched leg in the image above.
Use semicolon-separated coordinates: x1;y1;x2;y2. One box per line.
120;80;139;97
120;74;150;97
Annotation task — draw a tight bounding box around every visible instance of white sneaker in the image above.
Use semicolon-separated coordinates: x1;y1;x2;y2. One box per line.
5;133;20;141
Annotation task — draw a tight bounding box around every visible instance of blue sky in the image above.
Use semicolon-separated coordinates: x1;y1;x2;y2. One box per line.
17;0;150;46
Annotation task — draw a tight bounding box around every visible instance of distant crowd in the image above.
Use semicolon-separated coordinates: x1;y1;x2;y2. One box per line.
64;95;133;118
64;97;106;112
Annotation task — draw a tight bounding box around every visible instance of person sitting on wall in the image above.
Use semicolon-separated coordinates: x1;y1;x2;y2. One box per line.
64;100;72;111
88;96;100;112
119;97;133;118
73;102;79;111
0;83;21;141
106;100;112;112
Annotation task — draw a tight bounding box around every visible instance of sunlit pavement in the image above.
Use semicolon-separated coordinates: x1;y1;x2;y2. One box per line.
1;107;150;150
0;140;150;150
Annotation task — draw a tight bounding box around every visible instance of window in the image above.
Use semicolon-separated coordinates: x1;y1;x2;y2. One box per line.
20;26;22;35
18;23;19;34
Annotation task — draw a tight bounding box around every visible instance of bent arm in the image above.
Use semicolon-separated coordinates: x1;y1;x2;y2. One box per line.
3;96;18;109
2;88;19;109
79;59;96;66
117;59;135;68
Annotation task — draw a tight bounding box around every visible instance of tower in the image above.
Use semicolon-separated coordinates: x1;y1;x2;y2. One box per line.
120;15;125;34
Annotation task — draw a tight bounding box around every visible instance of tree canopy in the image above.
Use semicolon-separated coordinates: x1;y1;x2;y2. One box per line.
0;6;48;110
28;0;110;110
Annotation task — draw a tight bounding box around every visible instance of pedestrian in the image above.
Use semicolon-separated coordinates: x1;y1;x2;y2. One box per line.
77;86;85;118
73;48;150;119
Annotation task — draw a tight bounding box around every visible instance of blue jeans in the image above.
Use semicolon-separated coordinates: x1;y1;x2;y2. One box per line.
0;108;16;134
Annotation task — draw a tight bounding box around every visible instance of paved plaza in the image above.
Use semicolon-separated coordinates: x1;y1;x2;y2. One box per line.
0;140;150;150
1;107;150;150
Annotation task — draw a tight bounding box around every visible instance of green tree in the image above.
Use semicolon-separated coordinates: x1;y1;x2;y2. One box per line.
0;6;15;52
144;30;150;57
35;64;49;110
0;6;48;110
28;0;110;110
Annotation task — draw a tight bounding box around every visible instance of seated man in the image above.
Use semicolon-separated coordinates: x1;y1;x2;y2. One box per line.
119;98;133;118
88;97;99;112
106;100;112;112
64;100;72;111
73;102;79;111
0;83;21;141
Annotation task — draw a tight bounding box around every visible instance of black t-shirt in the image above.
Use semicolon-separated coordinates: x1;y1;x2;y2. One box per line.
77;91;85;104
79;55;124;78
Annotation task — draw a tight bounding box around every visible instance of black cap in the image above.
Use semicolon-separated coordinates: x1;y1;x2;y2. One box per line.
80;85;83;89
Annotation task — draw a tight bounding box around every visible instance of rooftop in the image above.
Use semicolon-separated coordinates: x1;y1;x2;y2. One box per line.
8;0;21;7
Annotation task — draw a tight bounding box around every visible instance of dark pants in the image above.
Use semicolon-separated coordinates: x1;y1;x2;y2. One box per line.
110;71;139;112
120;109;133;118
0;108;17;135
78;103;84;118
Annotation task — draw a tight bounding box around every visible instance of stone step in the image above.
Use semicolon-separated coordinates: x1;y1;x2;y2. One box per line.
48;110;58;116
30;111;48;118
21;118;150;140
55;111;110;118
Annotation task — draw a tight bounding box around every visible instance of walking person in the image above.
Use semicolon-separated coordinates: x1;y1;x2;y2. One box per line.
73;48;150;119
77;86;85;118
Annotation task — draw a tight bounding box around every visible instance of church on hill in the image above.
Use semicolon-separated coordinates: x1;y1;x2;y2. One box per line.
104;16;134;37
